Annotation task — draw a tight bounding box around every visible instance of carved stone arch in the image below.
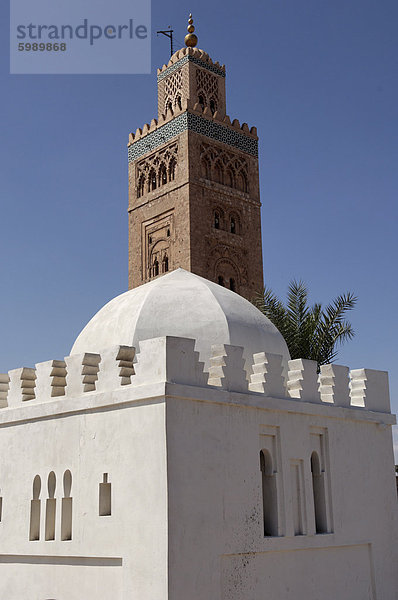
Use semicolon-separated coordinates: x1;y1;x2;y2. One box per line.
225;167;235;188
213;206;225;230
209;96;217;115
158;162;168;186
201;155;211;179
213;159;224;185
148;168;157;192
137;173;146;198
165;98;173;114
213;256;240;293
142;161;151;174
149;239;170;278
197;90;207;111
168;157;176;181
236;169;248;193
220;152;230;165
229;210;241;235
201;149;218;172
208;244;248;287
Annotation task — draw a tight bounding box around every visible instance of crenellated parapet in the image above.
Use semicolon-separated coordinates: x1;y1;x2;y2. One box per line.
0;336;392;416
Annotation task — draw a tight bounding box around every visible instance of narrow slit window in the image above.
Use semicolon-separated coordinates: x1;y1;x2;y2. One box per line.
99;473;111;516
311;452;328;534
260;450;278;536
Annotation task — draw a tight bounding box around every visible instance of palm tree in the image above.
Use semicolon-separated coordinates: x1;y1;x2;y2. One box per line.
253;280;357;368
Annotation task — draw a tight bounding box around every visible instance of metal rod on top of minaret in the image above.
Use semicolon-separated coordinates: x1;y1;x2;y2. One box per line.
156;28;174;56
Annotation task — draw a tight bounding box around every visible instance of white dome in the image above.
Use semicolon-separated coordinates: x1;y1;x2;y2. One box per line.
71;269;290;373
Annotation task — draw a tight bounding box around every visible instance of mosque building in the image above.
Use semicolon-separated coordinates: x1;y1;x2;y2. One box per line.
0;16;396;600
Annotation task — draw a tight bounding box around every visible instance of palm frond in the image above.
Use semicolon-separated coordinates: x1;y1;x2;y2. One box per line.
252;282;357;368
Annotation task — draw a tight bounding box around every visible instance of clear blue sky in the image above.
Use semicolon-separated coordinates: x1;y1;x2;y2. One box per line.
1;1;397;457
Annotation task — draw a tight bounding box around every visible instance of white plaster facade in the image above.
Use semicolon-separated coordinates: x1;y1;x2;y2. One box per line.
0;269;396;599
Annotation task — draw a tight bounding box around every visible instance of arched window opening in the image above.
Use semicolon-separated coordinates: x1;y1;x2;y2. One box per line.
229;278;236;292
260;450;278;537
311;452;328;534
167;228;170;237
159;165;167;186
176;95;182;110
214;212;220;229
137;175;145;198
230;217;236;234
214;161;223;185
61;470;72;541
153;259;159;277
148;169;157;192
209;98;216;115
167;101;173;114
29;475;41;541
162;254;169;273
198;94;205;111
45;472;56;541
218;275;224;286
169;158;176;181
236;171;248;193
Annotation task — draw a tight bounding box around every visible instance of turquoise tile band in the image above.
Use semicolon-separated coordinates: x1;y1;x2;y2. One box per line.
128;112;258;162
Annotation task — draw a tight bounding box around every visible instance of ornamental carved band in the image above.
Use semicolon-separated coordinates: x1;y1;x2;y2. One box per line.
157;54;226;82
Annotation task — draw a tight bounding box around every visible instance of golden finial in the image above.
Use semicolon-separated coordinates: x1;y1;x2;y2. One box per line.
184;13;198;47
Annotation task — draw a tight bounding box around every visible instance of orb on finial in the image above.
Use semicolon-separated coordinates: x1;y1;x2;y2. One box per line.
184;13;198;47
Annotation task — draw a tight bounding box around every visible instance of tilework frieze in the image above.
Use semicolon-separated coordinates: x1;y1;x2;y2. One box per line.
128;112;258;162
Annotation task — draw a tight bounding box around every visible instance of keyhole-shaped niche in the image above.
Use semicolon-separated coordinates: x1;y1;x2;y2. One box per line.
45;472;56;541
61;470;72;541
29;475;41;541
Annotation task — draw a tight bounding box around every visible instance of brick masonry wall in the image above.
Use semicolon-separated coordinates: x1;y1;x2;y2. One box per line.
128;126;263;300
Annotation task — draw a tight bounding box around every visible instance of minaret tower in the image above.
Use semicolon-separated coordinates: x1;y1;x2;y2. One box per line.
127;15;264;300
